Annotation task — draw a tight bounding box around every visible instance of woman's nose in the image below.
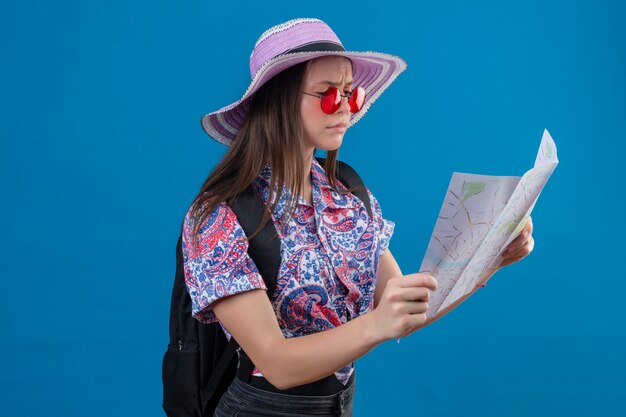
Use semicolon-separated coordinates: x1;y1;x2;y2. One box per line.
336;94;351;114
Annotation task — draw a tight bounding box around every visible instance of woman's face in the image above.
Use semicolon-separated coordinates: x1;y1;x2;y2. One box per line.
299;56;353;154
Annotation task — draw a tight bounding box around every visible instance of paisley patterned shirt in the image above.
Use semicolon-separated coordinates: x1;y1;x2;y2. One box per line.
182;157;394;385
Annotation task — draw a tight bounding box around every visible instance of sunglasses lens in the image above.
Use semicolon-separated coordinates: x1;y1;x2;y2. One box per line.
316;86;365;114
348;87;366;113
320;87;341;114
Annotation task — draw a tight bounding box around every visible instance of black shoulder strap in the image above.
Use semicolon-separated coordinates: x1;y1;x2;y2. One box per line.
200;185;281;403
230;186;281;300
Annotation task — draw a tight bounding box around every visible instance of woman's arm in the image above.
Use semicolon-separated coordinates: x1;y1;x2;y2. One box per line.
211;272;436;390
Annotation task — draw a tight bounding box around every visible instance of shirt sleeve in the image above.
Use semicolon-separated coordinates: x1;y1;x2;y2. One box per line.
181;202;267;324
366;189;395;257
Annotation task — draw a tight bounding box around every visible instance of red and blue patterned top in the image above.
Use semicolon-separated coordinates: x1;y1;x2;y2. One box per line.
182;157;394;385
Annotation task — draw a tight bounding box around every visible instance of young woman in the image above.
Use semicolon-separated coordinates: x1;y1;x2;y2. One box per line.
182;18;535;417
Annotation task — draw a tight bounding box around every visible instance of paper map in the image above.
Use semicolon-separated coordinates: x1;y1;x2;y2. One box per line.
420;129;559;317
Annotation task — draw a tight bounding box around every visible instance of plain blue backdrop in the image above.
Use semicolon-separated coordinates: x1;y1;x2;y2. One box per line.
2;1;624;416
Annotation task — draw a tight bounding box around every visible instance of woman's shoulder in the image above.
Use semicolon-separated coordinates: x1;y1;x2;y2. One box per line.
184;198;236;229
182;199;244;256
181;197;266;324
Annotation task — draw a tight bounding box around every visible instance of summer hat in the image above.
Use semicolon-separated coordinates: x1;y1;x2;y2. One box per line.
201;18;407;146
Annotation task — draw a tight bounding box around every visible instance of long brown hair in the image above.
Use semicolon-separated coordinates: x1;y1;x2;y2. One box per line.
187;59;345;245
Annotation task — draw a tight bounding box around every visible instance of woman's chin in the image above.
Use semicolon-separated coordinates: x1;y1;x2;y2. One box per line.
303;132;345;152
320;133;344;151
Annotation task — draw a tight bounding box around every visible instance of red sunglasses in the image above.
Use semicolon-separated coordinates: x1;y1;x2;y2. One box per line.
302;86;366;115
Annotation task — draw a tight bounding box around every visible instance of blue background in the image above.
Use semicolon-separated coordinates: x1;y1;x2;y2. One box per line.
2;1;624;416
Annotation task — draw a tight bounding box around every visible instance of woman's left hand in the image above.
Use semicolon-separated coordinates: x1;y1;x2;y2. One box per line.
498;216;535;269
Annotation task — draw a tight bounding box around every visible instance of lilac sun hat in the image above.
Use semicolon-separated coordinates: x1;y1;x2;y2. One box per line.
200;18;407;146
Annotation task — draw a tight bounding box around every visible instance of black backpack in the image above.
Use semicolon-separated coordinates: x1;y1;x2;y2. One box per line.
162;158;372;417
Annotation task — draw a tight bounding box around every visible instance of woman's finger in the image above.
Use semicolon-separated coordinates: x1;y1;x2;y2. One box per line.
504;236;535;260
397;301;429;315
505;230;532;254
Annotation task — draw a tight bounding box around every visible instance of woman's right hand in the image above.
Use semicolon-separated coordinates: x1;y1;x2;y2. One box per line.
369;273;437;341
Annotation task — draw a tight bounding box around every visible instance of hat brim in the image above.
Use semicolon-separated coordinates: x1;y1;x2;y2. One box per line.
201;51;407;146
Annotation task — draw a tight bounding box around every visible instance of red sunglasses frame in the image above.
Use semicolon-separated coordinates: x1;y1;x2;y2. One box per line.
302;86;366;115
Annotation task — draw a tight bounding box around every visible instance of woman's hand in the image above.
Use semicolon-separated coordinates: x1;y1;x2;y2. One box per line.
498;216;535;269
369;273;437;341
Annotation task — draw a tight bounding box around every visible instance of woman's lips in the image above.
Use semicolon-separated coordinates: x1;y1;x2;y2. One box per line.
327;122;348;130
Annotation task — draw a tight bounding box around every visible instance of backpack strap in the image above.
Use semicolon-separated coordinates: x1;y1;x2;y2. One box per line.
199;185;281;404
230;185;281;300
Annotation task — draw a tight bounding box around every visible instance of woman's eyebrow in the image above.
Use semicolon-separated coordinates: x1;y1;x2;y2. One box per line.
315;80;354;86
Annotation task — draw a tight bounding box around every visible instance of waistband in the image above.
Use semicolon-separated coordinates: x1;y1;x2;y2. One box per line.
239;369;355;396
237;350;354;396
231;372;355;414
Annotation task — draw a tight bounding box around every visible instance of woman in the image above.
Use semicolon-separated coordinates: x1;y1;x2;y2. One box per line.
182;18;535;417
